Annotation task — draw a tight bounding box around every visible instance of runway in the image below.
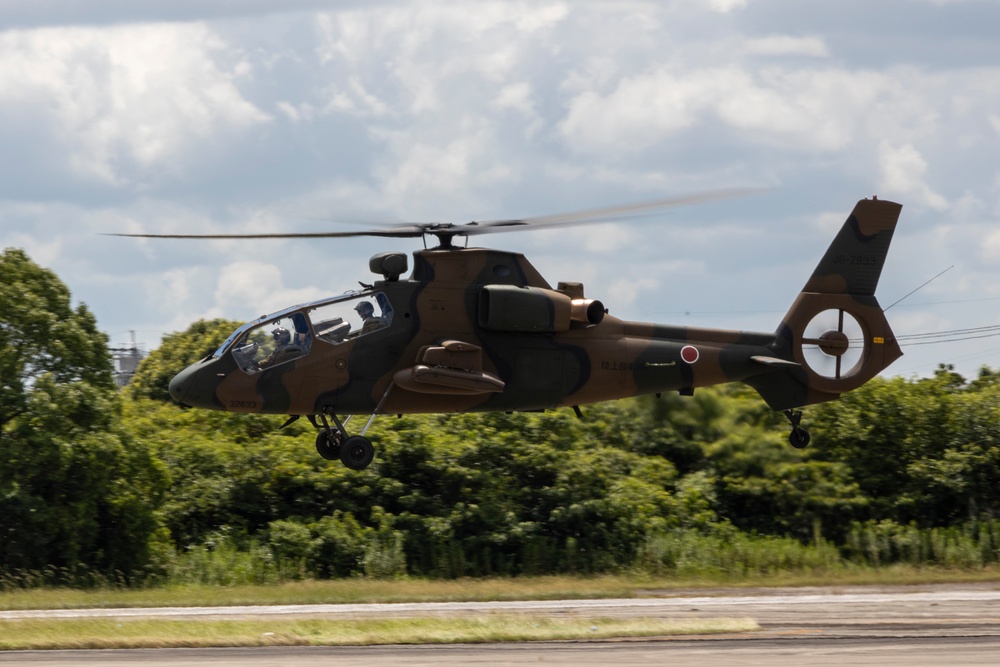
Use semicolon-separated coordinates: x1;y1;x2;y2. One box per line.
3;583;1000;665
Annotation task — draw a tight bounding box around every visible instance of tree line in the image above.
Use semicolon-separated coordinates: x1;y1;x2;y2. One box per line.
2;247;1000;587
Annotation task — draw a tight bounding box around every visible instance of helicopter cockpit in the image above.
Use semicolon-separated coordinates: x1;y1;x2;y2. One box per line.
216;291;395;374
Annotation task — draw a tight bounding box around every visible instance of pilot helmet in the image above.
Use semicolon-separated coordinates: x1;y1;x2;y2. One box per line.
355;301;374;317
271;326;291;345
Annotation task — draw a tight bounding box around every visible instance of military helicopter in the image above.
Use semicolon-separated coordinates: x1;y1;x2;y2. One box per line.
114;193;903;470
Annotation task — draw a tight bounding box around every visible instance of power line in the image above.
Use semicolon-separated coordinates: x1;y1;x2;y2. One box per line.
838;324;1000;348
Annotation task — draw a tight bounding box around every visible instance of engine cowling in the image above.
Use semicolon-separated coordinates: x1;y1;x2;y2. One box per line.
478;285;604;333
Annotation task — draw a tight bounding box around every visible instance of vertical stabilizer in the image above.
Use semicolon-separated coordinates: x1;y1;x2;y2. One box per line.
746;198;903;411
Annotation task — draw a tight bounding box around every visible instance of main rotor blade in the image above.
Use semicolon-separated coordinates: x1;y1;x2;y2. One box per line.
103;226;432;240
104;187;762;241
459;187;762;235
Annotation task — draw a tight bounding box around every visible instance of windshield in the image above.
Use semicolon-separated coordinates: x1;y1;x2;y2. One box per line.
213;326;250;359
230;311;312;373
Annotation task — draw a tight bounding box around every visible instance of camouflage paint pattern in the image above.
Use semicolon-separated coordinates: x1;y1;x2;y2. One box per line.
169;198;903;422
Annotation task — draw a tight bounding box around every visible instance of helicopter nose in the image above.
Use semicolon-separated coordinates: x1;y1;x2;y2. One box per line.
168;364;197;407
168;360;222;409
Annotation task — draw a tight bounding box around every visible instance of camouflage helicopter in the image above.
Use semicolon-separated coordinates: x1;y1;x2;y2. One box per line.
116;193;903;470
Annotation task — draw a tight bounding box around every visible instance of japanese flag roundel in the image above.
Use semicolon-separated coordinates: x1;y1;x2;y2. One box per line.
680;345;700;364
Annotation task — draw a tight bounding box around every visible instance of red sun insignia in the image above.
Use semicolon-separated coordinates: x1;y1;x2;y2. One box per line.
680;345;700;364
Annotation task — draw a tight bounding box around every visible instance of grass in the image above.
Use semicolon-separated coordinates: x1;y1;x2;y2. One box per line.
2;567;1000;612
2;567;997;651
0;615;759;650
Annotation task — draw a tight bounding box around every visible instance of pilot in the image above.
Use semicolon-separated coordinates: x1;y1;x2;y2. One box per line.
257;326;292;368
355;301;385;334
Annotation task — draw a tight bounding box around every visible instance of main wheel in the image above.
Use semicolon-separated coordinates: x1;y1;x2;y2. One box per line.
789;428;811;449
340;435;375;470
315;430;341;461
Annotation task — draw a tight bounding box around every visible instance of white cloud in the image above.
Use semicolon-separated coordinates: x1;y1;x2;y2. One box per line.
607;276;661;313
877;141;948;210
276;100;318;123
980;231;1000;263
0;22;270;185
744;36;829;58
323;76;390;117
699;0;748;13
157;267;199;321
372;123;516;216
558;63;907;155
315;3;567;118
532;223;637;255
2;1;1000;380
214;261;326;316
990;114;1000;135
495;82;535;115
715;68;886;151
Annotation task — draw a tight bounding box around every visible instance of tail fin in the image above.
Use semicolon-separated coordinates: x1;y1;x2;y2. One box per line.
746;198;903;410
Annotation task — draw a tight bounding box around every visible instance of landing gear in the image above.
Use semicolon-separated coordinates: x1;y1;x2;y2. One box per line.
313;409;376;469
313;385;394;470
783;409;811;449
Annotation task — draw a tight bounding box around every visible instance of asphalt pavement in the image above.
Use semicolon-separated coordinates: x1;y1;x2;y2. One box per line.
3;583;1000;666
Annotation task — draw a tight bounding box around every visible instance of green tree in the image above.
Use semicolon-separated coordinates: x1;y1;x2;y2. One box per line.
704;424;867;541
0;249;168;583
907;382;1000;522
1;378;168;581
811;370;970;526
0;248;112;426
121;398;367;549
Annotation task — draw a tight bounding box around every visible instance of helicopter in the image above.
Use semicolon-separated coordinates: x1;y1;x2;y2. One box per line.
114;193;903;470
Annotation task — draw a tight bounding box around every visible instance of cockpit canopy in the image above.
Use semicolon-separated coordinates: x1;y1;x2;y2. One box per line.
214;290;394;374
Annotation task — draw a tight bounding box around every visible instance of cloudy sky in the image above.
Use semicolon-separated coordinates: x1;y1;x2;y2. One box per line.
2;0;1000;380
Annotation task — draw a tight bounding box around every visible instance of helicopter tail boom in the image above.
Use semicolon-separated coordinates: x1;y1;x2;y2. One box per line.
745;198;903;410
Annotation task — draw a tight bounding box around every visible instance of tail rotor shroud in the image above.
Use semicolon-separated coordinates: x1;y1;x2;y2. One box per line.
801;308;865;380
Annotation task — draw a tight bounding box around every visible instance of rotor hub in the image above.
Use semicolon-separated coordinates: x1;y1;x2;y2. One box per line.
817;329;850;356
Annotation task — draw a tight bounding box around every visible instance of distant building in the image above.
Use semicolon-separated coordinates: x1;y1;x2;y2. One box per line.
112;331;147;388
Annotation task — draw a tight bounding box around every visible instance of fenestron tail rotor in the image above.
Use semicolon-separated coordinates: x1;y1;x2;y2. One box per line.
801;308;865;380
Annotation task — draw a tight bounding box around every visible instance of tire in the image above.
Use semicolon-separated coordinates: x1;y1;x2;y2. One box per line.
340;435;375;470
789;428;811;449
315;430;341;461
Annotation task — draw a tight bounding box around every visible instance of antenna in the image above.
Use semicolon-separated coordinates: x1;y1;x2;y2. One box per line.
884;265;954;312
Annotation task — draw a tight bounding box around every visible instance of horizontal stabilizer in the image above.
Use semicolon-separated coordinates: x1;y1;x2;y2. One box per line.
750;355;801;369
